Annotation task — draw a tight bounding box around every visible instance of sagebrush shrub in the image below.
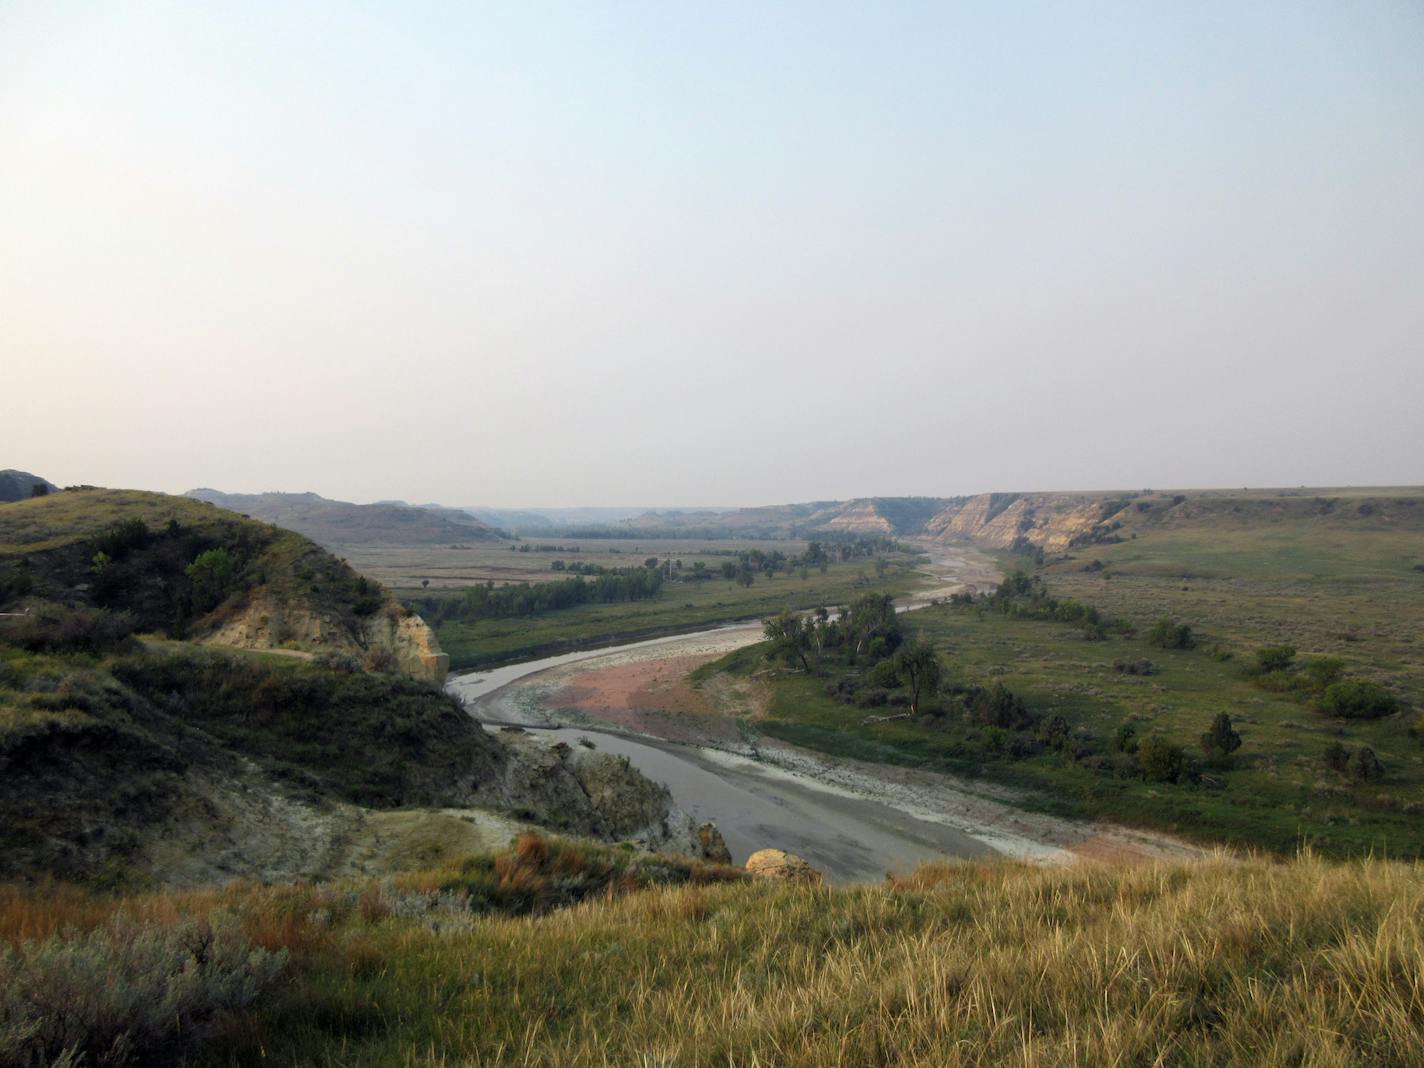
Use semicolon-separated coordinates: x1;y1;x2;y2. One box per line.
0;914;285;1068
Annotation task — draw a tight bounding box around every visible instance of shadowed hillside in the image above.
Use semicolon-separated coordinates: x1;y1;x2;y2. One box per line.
0;470;57;503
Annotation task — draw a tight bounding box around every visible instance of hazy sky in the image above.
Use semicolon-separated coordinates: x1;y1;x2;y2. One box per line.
3;3;1421;507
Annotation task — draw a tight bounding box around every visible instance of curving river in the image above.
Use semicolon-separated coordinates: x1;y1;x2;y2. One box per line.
441;548;1039;880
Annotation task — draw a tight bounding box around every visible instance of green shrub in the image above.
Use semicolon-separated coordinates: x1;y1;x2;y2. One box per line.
0;915;285;1068
1350;746;1384;782
1113;658;1155;676
1254;646;1296;674
3;608;138;655
439;833;743;917
1300;656;1345;692
185;548;238;613
90;519;151;563
1138;736;1186;783
962;682;1035;730
1318;680;1400;719
1322;741;1351;774
1200;712;1242;764
1111;721;1139;753
1147;618;1196;650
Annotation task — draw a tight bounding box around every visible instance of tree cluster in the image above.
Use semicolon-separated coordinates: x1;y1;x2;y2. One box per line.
436;567;666;623
979;571;1130;640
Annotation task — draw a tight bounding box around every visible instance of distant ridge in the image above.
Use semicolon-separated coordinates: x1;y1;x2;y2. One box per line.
0;469;58;502
603;488;1424;544
615;498;953;538
186;488;502;547
457;505;727;532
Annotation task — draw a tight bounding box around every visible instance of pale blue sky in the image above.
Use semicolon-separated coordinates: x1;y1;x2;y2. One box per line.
3;2;1421;505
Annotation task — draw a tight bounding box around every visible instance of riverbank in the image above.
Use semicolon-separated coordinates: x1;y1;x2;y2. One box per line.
447;546;1206;876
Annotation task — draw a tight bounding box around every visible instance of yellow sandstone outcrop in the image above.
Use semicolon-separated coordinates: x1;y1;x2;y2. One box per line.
204;591;448;684
924;493;1127;552
745;848;824;883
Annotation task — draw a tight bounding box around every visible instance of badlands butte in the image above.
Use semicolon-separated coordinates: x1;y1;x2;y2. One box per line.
614;485;1423;548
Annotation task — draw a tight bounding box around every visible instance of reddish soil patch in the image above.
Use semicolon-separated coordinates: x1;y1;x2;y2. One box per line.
553;654;716;715
548;653;764;745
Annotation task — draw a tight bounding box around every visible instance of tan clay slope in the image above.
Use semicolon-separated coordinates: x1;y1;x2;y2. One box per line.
925;493;1111;551
812;499;898;535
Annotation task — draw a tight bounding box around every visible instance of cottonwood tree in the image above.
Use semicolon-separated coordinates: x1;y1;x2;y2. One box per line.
842;593;899;660
892;639;942;715
764;611;811;671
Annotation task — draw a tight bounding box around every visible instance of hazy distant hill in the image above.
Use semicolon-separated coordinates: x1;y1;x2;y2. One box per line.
609;488;1424;545
0;469;58;502
187;489;501;547
450;505;728;535
617;498;953;538
458;506;555;531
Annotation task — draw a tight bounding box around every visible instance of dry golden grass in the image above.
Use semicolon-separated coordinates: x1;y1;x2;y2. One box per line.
5;844;1423;1066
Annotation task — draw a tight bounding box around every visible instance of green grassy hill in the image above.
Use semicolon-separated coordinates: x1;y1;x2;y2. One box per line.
0;488;699;890
0;488;382;642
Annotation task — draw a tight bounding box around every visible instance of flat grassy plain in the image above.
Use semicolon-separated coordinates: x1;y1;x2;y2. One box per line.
418;550;922;670
6;840;1424;1067
707;497;1424;857
1045;494;1424;701
344;537;820;589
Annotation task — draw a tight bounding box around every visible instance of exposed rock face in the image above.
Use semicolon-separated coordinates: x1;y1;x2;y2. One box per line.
925;493;1122;552
745;848;824;883
363;611;449;683
204;592;339;651
696;822;733;864
494;730;701;855
813;499;896;535
204;593;448;684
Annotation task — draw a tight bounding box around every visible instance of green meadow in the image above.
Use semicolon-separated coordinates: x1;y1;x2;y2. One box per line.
703;496;1424;857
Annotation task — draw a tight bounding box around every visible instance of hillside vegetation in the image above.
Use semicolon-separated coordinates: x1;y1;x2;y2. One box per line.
417;541;922;670
698;490;1424;857
2;842;1420;1066
0;489;706;889
0;487;447;678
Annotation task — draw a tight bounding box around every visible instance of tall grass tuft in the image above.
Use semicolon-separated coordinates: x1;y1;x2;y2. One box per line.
7;842;1424;1065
